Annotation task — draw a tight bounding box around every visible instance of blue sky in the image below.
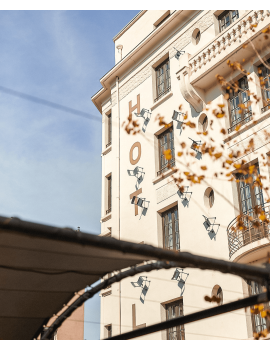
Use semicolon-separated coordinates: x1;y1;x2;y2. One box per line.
0;10;139;340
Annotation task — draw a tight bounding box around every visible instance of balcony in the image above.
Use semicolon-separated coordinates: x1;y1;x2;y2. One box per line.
227;204;270;261
188;10;270;90
228;111;252;134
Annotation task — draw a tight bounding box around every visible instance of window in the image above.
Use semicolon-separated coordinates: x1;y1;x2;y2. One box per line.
157;126;175;176
162;206;180;251
237;164;264;216
258;59;270;112
228;76;252;133
104;324;112;338
155;58;171;102
204;187;215;209
106;175;112;214
165;299;185;340
106;113;112;147
247;281;270;334
235;163;269;246
212;285;223;305
192;28;201;45
218;11;239;32
198;113;208;132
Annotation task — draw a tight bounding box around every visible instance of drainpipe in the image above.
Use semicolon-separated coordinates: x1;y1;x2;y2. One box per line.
116;75;121;334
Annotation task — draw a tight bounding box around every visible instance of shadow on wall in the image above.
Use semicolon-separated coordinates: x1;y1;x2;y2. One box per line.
190;105;200;118
177;187;192;208
127;166;145;190
171;268;189;297
134;108;151;133
131;276;151;304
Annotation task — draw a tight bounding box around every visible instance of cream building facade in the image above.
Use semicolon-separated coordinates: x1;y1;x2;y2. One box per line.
92;10;270;340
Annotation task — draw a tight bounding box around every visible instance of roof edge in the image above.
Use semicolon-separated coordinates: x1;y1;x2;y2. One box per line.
113;10;147;42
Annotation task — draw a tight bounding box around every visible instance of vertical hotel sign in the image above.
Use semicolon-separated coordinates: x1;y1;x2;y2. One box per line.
129;95;142;216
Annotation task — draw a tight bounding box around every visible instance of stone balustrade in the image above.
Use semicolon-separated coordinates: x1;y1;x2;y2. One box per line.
189;10;269;77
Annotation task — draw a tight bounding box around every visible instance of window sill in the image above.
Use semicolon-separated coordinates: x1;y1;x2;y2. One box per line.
150;92;173;111
100;213;111;223
224;108;270;143
101;145;112;156
152;168;177;185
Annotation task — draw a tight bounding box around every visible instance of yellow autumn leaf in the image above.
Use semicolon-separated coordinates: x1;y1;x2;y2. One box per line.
235;125;241;131
216;113;225;118
214;152;222;159
261;310;267;318
163;149;172;160
226;160;233;165
201;166;207;170
234;163;241;169
259;213;266;221
177;152;183;157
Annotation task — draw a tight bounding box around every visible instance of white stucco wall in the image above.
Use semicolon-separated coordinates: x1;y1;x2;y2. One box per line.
95;10;270;340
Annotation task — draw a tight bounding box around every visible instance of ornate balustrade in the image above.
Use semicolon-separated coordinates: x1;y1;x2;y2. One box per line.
227;204;270;258
189;10;268;78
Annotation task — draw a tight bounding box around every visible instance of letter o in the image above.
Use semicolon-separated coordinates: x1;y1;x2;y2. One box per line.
130;142;141;165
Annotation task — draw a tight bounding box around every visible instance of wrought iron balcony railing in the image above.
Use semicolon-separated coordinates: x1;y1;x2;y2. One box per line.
157;159;175;176
228;112;252;134
227;204;270;258
261;103;270;113
154;85;171;103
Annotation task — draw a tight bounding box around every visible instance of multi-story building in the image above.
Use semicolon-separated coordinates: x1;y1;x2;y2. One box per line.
92;10;270;339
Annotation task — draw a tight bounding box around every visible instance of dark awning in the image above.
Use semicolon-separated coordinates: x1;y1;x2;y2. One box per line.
0;216;152;340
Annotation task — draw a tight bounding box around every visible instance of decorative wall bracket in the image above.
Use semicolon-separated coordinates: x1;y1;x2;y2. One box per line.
177;186;192;207
172;110;186;134
176;53;204;113
173;47;185;60
188;137;202;159
131;276;151;303
202;215;220;240
127;166;145;189
171;268;189;296
134;108;151;133
131;196;150;217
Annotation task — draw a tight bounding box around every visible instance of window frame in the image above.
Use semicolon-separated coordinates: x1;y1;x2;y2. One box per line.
218;10;239;32
106;174;112;214
258;58;270;113
236;163;264;216
157;126;175;176
106;113;112;148
155;58;171;102
247;281;270;334
165;298;185;340
162;205;180;251
228;76;252;133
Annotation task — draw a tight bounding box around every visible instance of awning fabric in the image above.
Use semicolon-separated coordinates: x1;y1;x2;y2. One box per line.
0;216;151;340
